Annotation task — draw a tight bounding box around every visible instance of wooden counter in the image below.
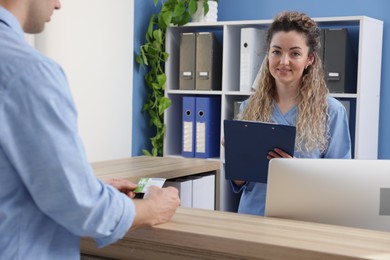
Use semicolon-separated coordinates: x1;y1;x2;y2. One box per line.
81;207;390;260
81;156;390;259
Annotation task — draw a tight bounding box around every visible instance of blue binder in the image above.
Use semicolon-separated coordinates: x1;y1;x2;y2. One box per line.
182;96;196;157
195;96;221;158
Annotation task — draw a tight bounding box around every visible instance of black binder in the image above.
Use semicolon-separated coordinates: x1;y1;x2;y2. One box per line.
323;28;357;93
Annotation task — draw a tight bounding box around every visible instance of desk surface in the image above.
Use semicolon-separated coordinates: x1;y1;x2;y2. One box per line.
81;207;390;260
82;156;390;260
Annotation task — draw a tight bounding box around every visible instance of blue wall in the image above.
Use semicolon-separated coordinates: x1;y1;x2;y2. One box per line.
133;0;390;158
132;0;158;156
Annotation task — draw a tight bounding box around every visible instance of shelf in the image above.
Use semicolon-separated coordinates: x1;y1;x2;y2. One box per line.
167;90;223;95
329;93;358;98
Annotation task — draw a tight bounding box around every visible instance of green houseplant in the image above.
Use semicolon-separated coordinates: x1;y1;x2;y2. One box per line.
136;0;217;156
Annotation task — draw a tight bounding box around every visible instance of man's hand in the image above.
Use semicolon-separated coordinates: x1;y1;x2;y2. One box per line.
132;186;180;228
106;178;138;198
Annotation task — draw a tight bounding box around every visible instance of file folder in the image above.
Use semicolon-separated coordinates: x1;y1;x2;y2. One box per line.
195;96;221;158
179;33;196;90
224;120;296;183
182;96;196;157
195;32;223;90
239;28;267;92
323;28;357;93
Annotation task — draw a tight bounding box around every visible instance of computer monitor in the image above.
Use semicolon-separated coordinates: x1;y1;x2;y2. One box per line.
265;158;390;232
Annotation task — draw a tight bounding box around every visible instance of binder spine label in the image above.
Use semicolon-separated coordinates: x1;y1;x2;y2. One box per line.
183;121;194;152
196;122;206;153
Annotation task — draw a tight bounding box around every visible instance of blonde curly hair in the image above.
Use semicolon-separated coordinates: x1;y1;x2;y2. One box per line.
240;11;330;155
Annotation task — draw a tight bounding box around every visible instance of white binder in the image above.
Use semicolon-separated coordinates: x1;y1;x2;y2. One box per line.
239;28;267;92
165;175;215;210
192;174;215;210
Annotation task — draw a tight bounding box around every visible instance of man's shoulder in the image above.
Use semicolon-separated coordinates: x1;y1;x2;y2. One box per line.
0;34;61;85
0;36;51;66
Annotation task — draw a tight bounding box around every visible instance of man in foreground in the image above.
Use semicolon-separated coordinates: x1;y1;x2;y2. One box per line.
0;0;180;258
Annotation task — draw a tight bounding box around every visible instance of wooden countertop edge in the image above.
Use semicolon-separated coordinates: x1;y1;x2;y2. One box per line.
91;156;221;182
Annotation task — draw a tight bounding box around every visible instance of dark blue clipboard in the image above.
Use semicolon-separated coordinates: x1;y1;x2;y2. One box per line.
224;120;296;183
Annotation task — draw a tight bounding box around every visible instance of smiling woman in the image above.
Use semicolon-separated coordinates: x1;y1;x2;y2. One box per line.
232;10;351;217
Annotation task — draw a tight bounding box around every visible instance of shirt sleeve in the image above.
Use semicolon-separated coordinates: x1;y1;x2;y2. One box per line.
0;59;134;247
323;97;352;159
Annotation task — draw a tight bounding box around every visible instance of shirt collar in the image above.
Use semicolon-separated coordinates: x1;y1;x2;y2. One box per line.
0;5;25;39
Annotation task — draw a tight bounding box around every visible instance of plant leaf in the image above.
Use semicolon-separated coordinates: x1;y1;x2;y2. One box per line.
161;51;169;62
173;2;186;17
188;0;197;15
203;0;209;15
157;73;167;87
139;47;149;66
147;15;155;40
152;147;158;156
172;11;191;26
158;97;172;115
161;10;173;28
142;149;152;156
153;116;163;128
153;29;163;46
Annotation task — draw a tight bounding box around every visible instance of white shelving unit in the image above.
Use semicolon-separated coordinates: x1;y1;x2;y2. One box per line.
163;16;383;211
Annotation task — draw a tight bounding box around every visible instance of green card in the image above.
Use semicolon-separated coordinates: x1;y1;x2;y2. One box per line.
134;178;166;193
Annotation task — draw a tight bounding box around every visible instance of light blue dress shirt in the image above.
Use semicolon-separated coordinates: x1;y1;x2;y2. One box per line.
0;6;135;259
232;96;352;216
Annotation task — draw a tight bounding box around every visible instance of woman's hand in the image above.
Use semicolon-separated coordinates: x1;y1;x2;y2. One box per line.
267;148;294;160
